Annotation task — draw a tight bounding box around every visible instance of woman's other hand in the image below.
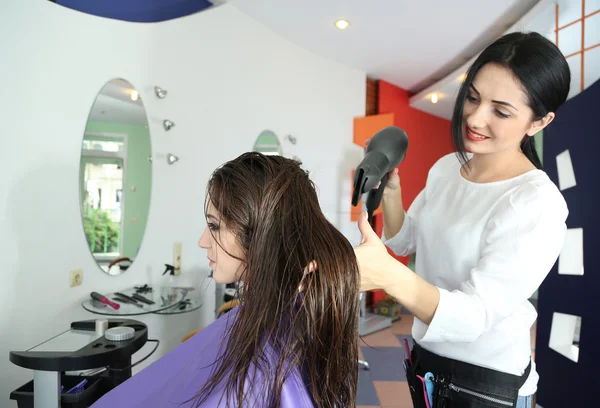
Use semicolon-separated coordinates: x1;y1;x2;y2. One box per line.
378;168;401;198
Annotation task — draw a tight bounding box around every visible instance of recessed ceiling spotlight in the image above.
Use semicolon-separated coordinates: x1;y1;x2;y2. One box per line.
130;90;139;101
335;19;350;30
431;93;438;104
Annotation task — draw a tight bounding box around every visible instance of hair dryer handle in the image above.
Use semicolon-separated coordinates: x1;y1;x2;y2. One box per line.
366;176;387;221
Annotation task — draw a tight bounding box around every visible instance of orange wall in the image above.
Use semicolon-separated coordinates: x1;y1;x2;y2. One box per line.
375;80;454;263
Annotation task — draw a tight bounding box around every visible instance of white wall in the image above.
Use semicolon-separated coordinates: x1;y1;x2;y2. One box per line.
0;1;365;404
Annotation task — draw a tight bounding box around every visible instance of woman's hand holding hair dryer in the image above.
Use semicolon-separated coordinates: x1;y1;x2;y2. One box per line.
353;211;440;326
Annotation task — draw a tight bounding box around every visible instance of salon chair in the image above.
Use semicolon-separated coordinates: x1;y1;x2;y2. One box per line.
181;299;240;342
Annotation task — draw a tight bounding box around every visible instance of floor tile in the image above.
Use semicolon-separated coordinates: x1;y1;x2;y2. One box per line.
395;334;413;354
382;406;413;408
361;327;402;347
358;345;365;361
361;346;407;381
357;369;381;406
374;381;413;406
391;315;413;335
381;406;413;408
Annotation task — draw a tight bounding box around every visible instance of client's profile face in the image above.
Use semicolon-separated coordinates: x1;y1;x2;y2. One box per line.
198;202;245;284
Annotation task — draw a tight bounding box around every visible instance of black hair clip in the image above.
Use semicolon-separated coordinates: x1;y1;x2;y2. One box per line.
178;299;192;310
134;284;153;294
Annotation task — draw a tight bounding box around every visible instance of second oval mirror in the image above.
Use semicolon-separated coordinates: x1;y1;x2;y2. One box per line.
252;130;283;156
79;78;152;275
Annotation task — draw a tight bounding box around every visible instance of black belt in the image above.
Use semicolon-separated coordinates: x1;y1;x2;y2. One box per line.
404;341;531;408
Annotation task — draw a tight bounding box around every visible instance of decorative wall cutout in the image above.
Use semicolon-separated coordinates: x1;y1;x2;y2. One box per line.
559;228;584;276
555;149;577;190
549;312;581;362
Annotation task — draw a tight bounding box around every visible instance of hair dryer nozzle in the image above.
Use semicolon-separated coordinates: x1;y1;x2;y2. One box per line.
351;126;408;216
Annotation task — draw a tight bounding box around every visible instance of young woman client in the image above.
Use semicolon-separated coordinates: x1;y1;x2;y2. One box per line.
92;153;360;407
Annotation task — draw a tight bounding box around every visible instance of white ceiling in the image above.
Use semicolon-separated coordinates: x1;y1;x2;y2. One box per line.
87;78;148;126
229;0;542;94
410;1;557;119
86;1;556;124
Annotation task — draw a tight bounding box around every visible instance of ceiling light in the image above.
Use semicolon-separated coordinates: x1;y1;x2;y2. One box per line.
458;73;467;83
130;90;139;101
335;19;350;30
431;93;438;104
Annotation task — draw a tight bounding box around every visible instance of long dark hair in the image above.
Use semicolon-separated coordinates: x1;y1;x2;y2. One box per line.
192;152;359;407
451;31;571;169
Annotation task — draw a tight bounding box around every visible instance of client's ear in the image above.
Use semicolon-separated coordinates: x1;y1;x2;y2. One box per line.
298;260;317;292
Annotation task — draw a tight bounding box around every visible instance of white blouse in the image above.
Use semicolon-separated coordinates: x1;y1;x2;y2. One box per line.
384;153;568;396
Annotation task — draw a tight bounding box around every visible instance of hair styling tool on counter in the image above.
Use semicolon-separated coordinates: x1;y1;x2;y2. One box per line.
113;296;144;308
351;126;409;220
131;293;155;305
90;292;121;310
134;284;153;294
114;292;141;304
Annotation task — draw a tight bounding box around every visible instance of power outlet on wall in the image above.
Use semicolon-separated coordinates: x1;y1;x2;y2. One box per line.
173;242;182;275
70;269;83;287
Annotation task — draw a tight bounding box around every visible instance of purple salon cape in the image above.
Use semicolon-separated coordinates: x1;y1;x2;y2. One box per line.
91;307;315;407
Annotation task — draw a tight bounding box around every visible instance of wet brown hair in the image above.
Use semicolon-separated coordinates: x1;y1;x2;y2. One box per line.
192;152;359;407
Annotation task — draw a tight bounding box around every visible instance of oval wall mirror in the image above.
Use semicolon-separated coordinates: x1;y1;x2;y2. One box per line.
252;130;283;156
79;78;152;275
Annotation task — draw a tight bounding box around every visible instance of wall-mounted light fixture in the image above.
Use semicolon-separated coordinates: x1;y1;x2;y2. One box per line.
163;119;175;131
167;154;179;165
155;86;168;99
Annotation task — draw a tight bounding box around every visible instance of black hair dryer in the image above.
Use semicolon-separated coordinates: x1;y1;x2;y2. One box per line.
351;126;409;220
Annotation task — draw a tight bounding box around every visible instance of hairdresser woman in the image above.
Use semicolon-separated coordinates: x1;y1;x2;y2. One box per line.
354;32;570;408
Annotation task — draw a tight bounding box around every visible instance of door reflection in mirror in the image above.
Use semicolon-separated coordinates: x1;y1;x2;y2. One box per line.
79;79;152;275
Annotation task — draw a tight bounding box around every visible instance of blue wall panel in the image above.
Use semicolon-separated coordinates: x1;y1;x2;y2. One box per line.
536;78;600;407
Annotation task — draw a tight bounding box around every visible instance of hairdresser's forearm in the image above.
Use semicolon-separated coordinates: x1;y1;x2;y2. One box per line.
383;259;440;325
382;191;405;239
